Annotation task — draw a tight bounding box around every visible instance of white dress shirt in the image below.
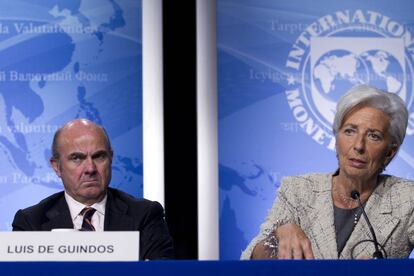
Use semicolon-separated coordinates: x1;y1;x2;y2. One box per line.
64;192;107;231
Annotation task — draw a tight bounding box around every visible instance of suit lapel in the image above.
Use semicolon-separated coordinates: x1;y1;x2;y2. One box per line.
306;177;338;259
340;177;400;259
41;196;73;230
104;189;135;231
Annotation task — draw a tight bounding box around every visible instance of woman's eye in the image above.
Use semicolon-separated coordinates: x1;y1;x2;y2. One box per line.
343;128;355;135
368;133;381;141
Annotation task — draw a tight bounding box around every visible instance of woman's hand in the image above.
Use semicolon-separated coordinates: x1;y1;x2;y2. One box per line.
276;223;314;259
251;231;279;259
251;223;314;260
251;239;278;259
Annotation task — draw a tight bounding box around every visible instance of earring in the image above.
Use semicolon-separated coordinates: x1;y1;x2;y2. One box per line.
380;163;386;173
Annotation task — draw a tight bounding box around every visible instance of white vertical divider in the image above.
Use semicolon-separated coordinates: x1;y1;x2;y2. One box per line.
142;0;165;206
197;0;219;260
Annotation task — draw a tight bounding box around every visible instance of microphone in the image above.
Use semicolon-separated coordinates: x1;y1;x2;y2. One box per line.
351;190;384;259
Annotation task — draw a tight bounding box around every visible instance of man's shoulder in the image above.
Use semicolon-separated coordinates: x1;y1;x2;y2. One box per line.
18;191;65;215
107;188;163;214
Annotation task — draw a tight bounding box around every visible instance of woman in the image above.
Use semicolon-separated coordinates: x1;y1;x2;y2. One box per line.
241;85;414;259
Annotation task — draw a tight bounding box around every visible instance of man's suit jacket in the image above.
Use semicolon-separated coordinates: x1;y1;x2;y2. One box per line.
241;173;414;259
12;187;174;260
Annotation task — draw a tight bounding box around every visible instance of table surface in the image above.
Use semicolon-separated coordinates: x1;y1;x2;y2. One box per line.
1;259;414;276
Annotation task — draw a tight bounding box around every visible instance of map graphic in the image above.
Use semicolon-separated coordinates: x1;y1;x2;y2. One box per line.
314;49;403;101
0;0;142;230
312;49;405;127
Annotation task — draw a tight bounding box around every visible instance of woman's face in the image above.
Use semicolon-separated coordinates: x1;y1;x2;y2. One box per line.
336;106;398;182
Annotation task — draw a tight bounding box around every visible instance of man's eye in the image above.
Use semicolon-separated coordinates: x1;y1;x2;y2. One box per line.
70;155;83;161
94;152;109;161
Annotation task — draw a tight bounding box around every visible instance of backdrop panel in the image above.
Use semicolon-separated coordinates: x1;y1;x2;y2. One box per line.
0;0;142;231
218;0;414;259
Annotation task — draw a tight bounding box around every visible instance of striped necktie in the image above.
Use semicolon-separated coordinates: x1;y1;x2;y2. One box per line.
80;207;96;231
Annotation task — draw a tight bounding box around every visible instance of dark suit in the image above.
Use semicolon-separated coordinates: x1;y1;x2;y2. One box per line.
12;187;174;260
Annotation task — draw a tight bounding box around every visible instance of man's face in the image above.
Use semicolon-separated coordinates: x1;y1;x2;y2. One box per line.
51;122;112;205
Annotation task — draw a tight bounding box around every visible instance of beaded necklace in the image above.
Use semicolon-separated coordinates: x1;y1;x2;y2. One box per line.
332;179;363;225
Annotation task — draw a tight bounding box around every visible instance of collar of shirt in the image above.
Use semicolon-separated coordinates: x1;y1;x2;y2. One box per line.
64;192;107;231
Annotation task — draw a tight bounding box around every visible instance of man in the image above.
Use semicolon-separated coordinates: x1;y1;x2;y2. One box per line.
12;119;174;260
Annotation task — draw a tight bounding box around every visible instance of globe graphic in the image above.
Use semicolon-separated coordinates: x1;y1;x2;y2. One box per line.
360;50;403;93
313;49;369;102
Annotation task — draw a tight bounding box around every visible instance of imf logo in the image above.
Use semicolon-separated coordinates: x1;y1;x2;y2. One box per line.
284;10;414;153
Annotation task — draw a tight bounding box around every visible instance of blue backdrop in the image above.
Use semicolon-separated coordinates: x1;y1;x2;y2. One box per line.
0;0;142;231
218;0;414;259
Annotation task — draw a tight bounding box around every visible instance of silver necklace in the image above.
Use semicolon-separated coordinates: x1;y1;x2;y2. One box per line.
332;179;362;225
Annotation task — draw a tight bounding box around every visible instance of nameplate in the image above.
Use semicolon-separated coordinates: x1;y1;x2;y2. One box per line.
0;231;139;261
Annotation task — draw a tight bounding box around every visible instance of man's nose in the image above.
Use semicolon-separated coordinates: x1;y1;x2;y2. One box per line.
84;156;97;173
